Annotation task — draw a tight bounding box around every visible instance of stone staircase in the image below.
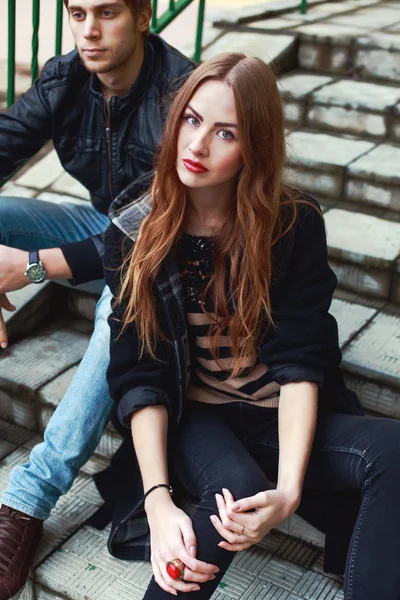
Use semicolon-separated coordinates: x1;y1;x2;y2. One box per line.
0;0;399;597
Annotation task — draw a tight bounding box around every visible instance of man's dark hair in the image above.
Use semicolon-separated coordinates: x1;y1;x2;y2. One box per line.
63;0;152;16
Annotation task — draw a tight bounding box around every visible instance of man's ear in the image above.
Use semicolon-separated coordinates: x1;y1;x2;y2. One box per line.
137;5;152;34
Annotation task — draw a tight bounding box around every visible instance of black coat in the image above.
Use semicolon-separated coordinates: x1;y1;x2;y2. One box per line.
91;182;363;573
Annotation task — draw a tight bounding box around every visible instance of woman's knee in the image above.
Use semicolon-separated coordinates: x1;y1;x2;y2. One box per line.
205;462;269;503
363;418;400;473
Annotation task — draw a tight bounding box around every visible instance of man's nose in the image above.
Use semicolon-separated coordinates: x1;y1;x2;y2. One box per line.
83;16;101;39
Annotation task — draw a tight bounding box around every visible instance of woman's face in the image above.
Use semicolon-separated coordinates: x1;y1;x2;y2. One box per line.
176;80;243;191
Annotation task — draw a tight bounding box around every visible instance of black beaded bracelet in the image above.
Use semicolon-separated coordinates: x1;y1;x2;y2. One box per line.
143;484;173;503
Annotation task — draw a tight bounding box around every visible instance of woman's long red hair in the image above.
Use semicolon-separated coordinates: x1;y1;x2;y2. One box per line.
118;53;303;376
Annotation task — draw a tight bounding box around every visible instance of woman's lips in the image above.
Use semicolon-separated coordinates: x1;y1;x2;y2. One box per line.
182;159;209;174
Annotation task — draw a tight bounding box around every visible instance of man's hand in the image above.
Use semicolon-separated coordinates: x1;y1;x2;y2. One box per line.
0;245;73;292
0;294;16;349
0;245;30;294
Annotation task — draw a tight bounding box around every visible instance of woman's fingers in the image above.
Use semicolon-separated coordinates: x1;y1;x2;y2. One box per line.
215;493;255;533
180;516;197;559
218;539;254;552
211;513;256;546
152;560;178;596
231;491;270;513
178;552;219;577
215;493;244;533
154;556;202;593
180;566;217;584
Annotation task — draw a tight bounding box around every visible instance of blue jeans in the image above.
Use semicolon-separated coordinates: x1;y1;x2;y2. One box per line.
0;196;114;519
144;402;400;600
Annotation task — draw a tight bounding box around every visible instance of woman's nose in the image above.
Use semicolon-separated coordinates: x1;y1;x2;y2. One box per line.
189;135;209;157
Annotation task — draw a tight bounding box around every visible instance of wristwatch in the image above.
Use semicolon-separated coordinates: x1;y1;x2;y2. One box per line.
24;250;46;284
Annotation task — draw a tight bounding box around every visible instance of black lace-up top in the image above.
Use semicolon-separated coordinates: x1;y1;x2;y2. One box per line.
175;233;280;407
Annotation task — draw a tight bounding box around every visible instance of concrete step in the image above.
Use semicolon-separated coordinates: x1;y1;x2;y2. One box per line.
66;288;99;323
239;0;383;35
5;282;56;344
286;129;400;218
201;30;297;70
0;320;90;429
33;523;340;600
297;21;400;82
324;208;400;301
286;130;375;202
279;72;400;142
342;304;400;418
345;143;400;213
0;317;120;461
211;0;381;29
331;292;400;417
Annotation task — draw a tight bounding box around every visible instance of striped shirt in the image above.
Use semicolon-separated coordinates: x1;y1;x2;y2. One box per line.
176;233;280;408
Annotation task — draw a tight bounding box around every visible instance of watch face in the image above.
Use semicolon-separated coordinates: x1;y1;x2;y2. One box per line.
26;263;46;283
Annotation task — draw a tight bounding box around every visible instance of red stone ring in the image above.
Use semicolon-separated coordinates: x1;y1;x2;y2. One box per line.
166;558;185;581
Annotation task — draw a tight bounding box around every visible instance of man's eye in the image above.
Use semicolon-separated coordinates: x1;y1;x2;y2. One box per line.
102;10;115;17
71;11;85;20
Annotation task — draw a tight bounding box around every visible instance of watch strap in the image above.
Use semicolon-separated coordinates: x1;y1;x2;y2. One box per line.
29;250;40;265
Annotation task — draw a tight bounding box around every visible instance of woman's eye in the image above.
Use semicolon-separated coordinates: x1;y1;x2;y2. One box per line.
218;130;234;141
186;115;199;127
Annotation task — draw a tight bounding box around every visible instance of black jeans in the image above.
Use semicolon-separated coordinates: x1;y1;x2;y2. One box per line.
143;402;400;600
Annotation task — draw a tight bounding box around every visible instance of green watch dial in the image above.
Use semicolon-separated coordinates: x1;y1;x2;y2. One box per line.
26;262;46;283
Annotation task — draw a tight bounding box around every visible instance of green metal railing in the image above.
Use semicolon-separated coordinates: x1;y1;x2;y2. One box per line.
151;0;206;62
6;0;205;108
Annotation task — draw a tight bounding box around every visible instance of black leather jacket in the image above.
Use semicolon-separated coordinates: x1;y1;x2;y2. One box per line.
0;34;194;282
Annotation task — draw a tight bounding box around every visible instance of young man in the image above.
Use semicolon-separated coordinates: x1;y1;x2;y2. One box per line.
0;2;194;598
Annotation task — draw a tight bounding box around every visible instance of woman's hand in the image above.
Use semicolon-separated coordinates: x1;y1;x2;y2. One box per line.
0;294;16;349
146;497;220;595
211;488;299;552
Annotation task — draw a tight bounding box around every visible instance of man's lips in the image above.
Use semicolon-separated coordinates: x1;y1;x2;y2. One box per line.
83;49;106;57
182;159;209;174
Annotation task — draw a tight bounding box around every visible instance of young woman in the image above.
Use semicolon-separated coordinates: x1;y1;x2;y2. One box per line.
100;53;400;600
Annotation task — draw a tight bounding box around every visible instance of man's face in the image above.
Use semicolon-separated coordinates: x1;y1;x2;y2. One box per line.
67;1;146;74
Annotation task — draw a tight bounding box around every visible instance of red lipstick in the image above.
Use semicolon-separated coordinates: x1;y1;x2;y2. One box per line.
182;159;209;174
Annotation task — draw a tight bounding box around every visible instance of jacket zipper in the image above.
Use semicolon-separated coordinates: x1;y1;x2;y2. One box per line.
155;279;184;425
174;339;183;423
104;97;114;200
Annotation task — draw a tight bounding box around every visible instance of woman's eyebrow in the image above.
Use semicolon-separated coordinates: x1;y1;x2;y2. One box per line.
186;105;238;128
187;105;203;121
214;121;238;128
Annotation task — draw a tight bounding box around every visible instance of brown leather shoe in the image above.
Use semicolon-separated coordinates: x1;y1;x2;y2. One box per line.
0;505;43;600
